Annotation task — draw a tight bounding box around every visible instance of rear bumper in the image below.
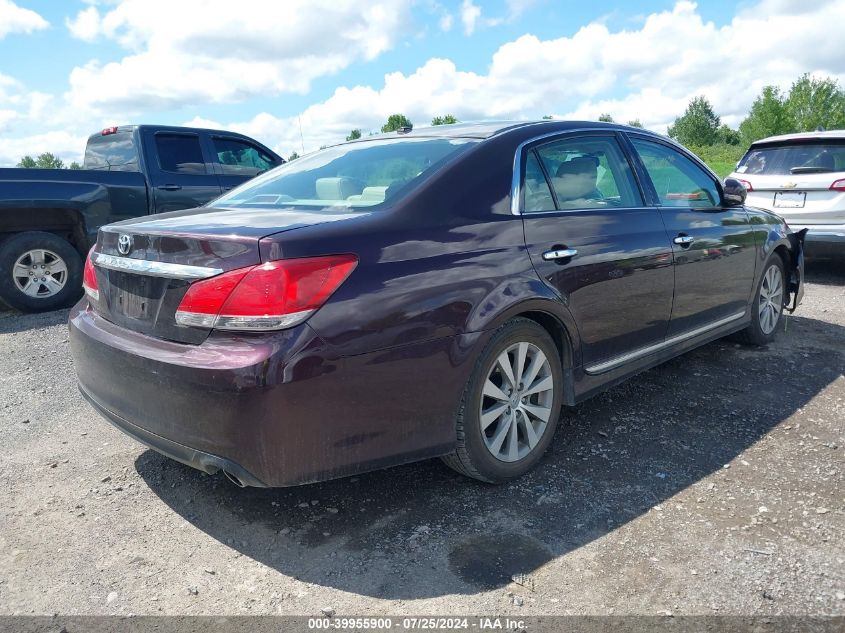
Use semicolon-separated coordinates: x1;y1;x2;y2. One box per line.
69;302;468;486
79;386;268;487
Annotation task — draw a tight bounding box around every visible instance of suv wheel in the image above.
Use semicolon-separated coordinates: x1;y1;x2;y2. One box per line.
442;318;563;483
0;232;83;313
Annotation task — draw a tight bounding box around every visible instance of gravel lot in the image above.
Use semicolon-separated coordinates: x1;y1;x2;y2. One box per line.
0;262;843;617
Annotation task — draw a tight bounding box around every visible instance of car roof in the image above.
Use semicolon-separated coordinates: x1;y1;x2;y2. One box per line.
750;129;845;146
350;119;665;141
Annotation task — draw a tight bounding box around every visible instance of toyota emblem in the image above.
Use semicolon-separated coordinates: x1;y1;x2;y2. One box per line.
117;234;132;255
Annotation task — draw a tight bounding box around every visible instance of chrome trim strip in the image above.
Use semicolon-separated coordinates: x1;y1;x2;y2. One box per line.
584;311;747;375
92;253;223;280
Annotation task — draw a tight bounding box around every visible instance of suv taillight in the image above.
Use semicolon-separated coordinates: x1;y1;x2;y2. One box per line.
82;248;99;301
175;255;358;331
830;178;845;192
737;178;753;192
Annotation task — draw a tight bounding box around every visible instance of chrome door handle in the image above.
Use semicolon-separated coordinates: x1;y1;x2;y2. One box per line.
542;248;578;261
673;235;694;245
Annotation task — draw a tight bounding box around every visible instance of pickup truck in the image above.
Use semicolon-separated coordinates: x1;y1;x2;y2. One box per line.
0;124;283;312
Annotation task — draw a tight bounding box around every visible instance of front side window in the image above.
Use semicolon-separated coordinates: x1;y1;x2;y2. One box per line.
210;137;478;210
155;134;207;174
631;138;720;208
736;141;845;175
212;137;277;176
524;136;642;212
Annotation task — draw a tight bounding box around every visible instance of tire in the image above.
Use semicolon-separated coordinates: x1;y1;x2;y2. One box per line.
442;318;563;483
0;231;83;313
735;254;787;346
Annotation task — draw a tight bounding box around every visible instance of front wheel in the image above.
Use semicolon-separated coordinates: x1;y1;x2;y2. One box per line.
442;318;563;483
736;254;786;346
0;232;83;313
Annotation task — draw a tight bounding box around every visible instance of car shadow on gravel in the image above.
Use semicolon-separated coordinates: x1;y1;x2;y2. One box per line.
805;260;845;286
0;307;70;334
136;315;845;599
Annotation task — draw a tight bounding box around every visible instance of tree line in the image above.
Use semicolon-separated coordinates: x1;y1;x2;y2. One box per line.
16;152;82;169
18;73;845;171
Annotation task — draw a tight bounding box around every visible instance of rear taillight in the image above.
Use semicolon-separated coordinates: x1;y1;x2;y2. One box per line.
830;178;845;192
82;248;99;302
175;254;358;331
737;179;753;192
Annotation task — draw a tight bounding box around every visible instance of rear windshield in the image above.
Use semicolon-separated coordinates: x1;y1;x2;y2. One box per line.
737;140;845;175
84;131;140;171
210;137;478;210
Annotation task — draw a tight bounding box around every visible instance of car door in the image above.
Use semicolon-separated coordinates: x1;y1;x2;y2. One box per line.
142;130;223;213
520;132;674;372
208;135;282;194
627;136;757;338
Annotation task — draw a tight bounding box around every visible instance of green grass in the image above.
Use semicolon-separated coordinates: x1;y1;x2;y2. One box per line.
705;161;738;179
686;143;746;179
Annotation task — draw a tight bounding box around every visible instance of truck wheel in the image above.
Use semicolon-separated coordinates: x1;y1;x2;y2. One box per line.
0;232;83;313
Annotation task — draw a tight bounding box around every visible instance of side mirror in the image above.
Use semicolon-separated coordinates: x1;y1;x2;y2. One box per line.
723;177;747;207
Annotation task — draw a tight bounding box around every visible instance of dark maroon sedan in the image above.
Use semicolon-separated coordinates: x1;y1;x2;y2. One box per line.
69;121;806;487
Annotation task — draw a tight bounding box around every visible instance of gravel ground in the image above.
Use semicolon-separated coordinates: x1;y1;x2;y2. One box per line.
0;262;843;617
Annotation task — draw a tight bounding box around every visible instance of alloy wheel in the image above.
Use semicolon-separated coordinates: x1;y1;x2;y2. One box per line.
12;249;68;299
758;264;783;335
479;341;555;462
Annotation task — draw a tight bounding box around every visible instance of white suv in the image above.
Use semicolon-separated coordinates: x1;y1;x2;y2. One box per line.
730;130;845;259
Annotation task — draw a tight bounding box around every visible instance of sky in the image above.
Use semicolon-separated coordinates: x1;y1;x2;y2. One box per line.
0;0;844;166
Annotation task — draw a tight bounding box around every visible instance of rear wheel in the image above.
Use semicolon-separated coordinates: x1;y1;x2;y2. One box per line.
0;232;83;312
735;254;786;346
442;318;563;483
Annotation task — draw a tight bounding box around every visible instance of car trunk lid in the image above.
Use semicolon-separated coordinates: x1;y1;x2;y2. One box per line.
90;206;361;344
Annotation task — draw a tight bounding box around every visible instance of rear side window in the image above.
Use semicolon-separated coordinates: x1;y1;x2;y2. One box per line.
84;131;140;171
523;135;642;212
155;134;207;174
631;139;719;208
212;137;277;176
737;141;845;175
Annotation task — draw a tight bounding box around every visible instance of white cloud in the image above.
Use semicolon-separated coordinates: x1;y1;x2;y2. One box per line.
65;6;101;42
461;0;482;35
4;0;845;166
0;130;88;167
0;0;48;39
439;12;454;32
64;0;413;114
196;0;845;158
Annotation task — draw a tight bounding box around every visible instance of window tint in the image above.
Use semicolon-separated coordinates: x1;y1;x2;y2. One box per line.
528;136;642;211
522;151;555;212
212;137;276;176
211;137;477;210
155;134;207;174
84;132;140;171
631;138;719;208
736;141;845;175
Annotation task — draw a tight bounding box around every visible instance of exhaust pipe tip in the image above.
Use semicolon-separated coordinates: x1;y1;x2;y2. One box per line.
223;469;247;488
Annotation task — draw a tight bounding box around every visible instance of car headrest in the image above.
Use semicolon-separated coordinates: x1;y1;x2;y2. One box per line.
556;156;599;177
316;177;363;200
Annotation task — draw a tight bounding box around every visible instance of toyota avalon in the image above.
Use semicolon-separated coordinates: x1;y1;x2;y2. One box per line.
69;121;806;487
